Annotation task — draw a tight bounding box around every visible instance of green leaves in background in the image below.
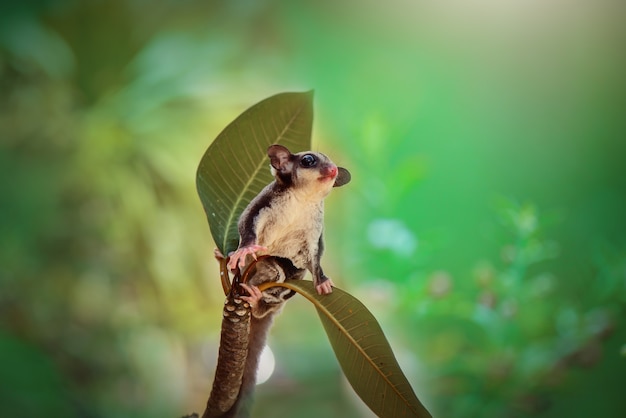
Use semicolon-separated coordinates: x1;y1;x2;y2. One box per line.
196;92;313;255
0;331;74;417
259;280;432;418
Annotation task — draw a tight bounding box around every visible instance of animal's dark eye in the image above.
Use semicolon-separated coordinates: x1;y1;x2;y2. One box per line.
300;154;317;168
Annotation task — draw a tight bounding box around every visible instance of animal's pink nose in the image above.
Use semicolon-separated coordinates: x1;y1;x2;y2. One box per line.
329;166;338;178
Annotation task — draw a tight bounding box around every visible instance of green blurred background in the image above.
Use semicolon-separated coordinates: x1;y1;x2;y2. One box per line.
1;0;625;417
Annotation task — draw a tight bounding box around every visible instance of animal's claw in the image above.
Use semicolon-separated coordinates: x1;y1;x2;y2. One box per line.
316;278;335;295
227;244;267;271
239;283;263;309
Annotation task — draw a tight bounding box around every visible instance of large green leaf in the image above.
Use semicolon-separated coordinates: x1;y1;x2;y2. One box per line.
196;92;313;255
258;280;432;418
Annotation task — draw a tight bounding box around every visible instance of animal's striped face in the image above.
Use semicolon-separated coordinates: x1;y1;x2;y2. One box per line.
268;145;350;200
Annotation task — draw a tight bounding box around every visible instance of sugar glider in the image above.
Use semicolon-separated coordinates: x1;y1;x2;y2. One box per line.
216;144;350;417
228;144;351;296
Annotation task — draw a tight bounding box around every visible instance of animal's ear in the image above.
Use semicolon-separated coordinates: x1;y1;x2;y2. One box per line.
268;145;293;173
334;167;351;187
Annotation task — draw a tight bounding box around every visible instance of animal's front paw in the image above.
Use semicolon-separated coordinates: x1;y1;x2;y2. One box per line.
315;278;335;295
239;283;263;309
227;244;267;270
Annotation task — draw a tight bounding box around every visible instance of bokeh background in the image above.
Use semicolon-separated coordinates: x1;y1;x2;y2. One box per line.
1;0;625;417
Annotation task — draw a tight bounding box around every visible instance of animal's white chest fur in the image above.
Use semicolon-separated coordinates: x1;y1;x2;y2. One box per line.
255;192;324;269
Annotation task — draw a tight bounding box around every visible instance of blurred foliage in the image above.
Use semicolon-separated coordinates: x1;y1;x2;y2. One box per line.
1;1;625;417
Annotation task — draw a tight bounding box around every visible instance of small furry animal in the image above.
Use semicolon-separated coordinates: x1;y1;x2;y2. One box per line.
228;143;351;296
218;144;350;417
